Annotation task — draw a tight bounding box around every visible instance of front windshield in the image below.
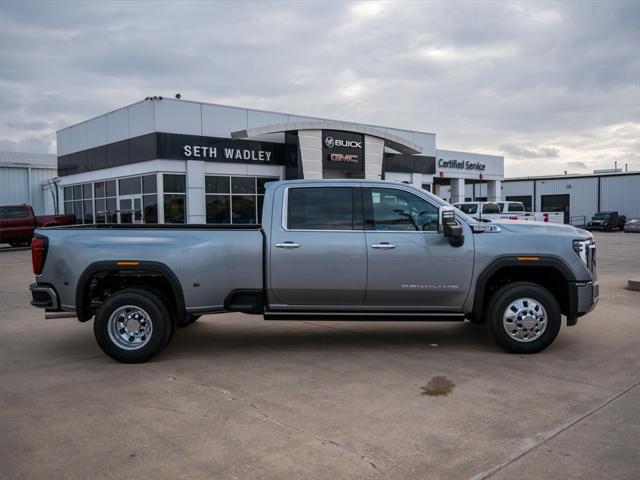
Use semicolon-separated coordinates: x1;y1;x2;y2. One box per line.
594;213;612;218
457;203;478;214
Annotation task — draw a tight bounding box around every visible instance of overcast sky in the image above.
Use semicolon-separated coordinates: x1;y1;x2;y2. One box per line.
0;0;638;177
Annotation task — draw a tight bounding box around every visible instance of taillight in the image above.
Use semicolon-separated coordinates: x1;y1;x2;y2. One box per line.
32;236;48;275
543;213;549;222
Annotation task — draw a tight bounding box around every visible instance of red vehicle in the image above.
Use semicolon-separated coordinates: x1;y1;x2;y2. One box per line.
0;205;75;247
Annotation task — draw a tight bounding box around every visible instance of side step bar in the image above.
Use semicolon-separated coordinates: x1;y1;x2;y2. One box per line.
263;311;466;321
45;311;77;320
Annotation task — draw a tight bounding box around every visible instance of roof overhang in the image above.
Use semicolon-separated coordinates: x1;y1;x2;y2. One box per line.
230;121;422;155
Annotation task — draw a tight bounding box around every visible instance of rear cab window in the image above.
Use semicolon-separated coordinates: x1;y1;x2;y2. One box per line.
482;203;500;214
0;206;29;219
286;187;361;230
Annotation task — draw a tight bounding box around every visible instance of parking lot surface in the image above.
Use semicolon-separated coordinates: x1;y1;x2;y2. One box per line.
1;232;639;479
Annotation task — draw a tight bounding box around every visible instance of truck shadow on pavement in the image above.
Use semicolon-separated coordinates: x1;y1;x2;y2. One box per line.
159;320;499;361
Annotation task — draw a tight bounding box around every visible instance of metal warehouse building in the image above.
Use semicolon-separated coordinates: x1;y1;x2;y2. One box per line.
502;172;640;225
0;151;58;215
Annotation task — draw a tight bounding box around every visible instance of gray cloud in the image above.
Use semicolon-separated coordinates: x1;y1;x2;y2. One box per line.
500;144;560;159
567;161;589;170
0;0;638;177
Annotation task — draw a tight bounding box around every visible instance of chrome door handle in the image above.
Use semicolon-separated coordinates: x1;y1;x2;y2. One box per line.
371;243;396;249
275;242;301;248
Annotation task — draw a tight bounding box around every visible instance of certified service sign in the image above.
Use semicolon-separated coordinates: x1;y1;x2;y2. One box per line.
322;130;365;172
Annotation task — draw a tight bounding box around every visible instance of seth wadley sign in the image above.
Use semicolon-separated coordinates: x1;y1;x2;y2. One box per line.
438;158;486;171
183;145;273;162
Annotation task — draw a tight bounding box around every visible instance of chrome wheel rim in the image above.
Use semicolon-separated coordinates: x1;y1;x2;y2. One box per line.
502;297;547;343
107;305;153;350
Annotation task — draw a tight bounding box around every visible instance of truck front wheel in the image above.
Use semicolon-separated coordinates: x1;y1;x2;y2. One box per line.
94;288;172;363
487;282;561;354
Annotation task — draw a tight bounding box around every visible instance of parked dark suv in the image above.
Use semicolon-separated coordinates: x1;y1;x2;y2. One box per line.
586;211;626;232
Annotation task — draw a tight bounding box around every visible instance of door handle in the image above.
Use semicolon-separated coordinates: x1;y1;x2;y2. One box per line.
371;243;396;249
275;242;301;249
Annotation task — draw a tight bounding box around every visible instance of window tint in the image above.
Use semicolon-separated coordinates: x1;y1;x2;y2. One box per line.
0;206;29;219
509;202;524;212
288;187;354;230
142;175;157;194
119;177;141;195
368;188;438;231
482;203;500;214
457;203;478;215
231;177;255;194
163;174;186;193
232;196;257;223
206;176;230;194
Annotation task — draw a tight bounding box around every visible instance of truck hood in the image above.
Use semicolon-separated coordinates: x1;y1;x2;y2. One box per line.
493;220;591;237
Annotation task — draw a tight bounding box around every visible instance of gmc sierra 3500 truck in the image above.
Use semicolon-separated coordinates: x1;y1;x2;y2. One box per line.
29;180;599;363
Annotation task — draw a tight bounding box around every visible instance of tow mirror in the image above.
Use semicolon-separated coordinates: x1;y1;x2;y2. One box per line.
439;206;464;247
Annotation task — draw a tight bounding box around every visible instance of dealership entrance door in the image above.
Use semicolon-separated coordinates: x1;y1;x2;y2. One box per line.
119;195;143;224
541;194;570;224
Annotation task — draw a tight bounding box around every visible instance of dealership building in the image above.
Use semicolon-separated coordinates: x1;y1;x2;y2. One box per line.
55;97;504;224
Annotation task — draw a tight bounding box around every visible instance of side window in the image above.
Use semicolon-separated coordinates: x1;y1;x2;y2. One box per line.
457;203;477;215
368;188;439;231
510;202;524;212
287;187;354;230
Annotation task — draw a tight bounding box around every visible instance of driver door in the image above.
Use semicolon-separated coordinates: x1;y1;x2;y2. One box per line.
363;187;474;310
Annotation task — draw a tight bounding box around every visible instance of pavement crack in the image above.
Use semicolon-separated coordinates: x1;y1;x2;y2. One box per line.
470;379;640;480
320;438;387;476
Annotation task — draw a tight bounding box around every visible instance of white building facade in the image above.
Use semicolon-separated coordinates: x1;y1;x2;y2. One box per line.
55;98;504;224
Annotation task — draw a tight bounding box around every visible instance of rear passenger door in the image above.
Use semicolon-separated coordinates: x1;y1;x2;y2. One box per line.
268;186;367;307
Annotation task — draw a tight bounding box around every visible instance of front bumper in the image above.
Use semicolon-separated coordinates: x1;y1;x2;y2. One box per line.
567;280;599;325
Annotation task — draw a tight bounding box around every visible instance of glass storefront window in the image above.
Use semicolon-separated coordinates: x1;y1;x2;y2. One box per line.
142;175;157;194
143;194;158;223
119;177;142;195
232;196;256;223
205;175;278;225
206;176;230;194
231;176;255;194
164;194;185;223
164;174;186;193
206;195;231;223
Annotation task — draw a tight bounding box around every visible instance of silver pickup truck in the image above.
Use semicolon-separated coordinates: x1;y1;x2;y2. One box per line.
30;180;598;363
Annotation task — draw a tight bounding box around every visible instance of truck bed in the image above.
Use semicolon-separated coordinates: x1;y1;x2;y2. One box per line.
35;225;264;313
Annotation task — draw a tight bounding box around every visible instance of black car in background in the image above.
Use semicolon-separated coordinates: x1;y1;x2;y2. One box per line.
587;211;626;231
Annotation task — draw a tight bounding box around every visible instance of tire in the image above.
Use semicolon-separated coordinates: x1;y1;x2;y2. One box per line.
486;282;561;354
178;314;200;328
94;288;172;363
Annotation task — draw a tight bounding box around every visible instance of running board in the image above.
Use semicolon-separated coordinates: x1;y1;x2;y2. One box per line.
263;311;466;321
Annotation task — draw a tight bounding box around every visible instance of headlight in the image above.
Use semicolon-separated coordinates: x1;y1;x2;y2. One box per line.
573;239;595;268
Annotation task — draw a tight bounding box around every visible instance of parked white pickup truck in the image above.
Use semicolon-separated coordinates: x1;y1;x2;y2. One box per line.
497;201;564;224
453;202;505;222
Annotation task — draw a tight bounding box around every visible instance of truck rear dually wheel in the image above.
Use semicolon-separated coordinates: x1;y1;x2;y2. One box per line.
94;288;172;363
487;282;561;354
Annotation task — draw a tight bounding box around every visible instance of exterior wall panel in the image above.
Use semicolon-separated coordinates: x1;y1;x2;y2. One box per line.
0;167;29;205
601;175;640;218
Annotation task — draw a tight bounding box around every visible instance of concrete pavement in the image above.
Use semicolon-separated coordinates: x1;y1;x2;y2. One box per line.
1;232;639;479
